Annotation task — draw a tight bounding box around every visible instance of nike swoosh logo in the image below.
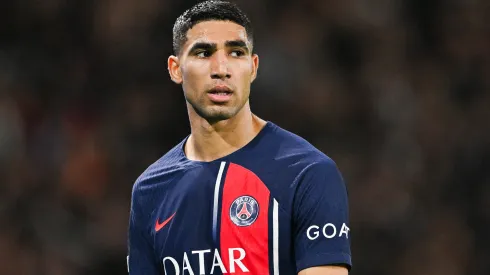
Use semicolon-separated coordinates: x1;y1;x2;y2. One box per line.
155;212;176;232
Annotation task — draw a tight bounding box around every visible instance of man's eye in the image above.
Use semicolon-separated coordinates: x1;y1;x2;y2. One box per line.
196;51;210;58
230;50;245;57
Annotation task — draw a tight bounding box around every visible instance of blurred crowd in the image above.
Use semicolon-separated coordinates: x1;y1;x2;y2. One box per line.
0;0;489;274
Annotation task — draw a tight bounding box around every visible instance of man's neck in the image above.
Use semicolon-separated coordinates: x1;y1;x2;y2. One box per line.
185;103;267;162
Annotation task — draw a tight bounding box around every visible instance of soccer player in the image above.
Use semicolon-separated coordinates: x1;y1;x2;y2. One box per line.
127;1;352;274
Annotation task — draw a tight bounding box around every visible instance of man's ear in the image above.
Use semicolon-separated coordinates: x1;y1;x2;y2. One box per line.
251;53;259;83
168;55;182;84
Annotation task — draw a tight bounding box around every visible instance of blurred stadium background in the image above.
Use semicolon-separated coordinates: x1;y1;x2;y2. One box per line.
0;0;489;274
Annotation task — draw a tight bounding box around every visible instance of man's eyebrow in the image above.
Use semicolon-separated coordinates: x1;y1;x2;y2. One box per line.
225;40;250;52
188;42;217;54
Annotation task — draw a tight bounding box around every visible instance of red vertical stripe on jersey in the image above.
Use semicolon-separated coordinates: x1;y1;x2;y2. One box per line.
220;163;270;274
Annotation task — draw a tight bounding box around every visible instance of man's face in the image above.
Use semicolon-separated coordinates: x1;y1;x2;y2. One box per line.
168;20;259;123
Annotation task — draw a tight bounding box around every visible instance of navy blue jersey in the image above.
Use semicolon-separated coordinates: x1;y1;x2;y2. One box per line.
127;122;352;275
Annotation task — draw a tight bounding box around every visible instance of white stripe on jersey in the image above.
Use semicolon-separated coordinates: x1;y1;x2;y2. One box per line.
213;161;227;239
273;199;279;275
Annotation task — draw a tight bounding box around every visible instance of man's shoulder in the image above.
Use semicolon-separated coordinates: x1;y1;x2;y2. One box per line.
258;122;342;210
131;137;192;194
268;122;334;165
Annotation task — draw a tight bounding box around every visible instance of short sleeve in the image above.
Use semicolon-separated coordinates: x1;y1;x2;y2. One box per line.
127;183;161;275
293;159;352;272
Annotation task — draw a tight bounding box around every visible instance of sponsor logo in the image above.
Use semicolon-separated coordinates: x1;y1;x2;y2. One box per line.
306;223;350;240
230;195;259;227
162;248;249;275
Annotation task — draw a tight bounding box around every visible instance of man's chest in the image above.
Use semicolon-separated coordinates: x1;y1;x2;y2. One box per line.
148;161;293;275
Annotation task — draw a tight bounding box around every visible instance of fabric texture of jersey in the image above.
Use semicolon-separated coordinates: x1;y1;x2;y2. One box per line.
127;121;352;275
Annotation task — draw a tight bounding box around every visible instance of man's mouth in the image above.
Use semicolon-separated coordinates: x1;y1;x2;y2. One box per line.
207;86;233;102
208;86;233;95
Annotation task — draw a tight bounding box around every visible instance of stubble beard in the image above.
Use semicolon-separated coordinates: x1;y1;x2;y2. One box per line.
186;96;244;124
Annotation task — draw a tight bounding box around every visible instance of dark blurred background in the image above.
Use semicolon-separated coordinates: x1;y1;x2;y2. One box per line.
1;0;489;274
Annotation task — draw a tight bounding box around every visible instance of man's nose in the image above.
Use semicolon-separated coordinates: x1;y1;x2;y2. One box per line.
210;51;231;79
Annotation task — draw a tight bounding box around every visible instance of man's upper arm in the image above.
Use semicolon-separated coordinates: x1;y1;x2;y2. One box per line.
298;266;349;275
127;182;161;274
293;158;352;273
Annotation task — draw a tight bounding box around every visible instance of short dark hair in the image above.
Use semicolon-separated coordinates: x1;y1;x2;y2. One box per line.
172;0;254;56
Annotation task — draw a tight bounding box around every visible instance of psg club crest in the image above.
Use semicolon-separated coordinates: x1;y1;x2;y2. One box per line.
230;195;259;227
